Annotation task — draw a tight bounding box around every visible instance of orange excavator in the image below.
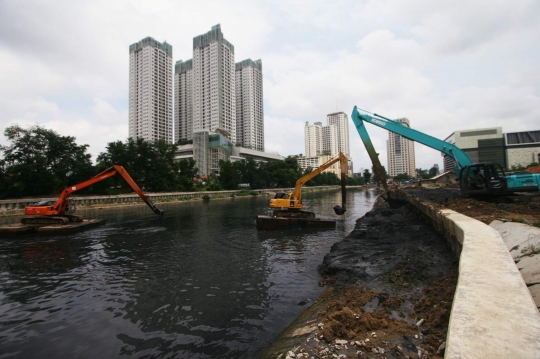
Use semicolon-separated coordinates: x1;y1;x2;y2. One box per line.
22;165;164;226
269;152;348;219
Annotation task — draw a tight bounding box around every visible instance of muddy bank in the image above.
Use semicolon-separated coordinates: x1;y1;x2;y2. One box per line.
402;186;540;225
258;199;458;359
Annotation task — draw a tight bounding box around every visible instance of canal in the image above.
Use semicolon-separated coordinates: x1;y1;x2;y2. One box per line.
0;188;377;358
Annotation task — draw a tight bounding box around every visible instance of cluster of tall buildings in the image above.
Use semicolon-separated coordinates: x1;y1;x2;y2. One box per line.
128;25;264;153
303;112;418;179
302;112;353;176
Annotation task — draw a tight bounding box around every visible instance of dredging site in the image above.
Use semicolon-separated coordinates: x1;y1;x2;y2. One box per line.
1;185;539;358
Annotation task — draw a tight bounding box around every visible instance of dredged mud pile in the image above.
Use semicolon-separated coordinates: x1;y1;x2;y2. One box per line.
260;199;458;359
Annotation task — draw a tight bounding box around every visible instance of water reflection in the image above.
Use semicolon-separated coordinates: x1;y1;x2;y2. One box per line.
0;188;376;358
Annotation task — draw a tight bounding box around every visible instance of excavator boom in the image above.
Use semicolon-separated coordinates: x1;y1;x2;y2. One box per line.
351;106;540;195
24;165;164;220
269;152;347;218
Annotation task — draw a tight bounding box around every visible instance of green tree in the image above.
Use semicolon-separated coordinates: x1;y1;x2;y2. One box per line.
218;160;241;189
428;166;439;178
394;173;410;182
0;125;93;198
363;169;372;184
97;138;195;192
347;176;365;185
416;168;430;179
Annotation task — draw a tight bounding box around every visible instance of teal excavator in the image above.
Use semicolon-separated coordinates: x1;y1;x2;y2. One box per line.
351;106;540;196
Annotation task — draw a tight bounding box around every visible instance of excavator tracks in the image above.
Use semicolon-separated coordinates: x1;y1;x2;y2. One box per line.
21;216;70;226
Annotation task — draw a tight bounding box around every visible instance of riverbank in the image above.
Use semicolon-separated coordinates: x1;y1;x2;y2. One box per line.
257;197;457;359
1;185;366;217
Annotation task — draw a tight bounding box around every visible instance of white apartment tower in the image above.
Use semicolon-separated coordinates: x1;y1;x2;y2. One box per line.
192;24;236;144
305;120;341;157
387;118;416;177
321;124;339;156
305;122;323;157
236;59;264;151
327;112;350;157
174;59;193;142
129;37;173;143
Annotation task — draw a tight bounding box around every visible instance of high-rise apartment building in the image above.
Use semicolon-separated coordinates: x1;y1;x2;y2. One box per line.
305;122;322;157
174;59;193;142
192;24;236;144
129;37;173;143
235;59;264;151
321;124;338;156
327;112;350;157
387;118;416;177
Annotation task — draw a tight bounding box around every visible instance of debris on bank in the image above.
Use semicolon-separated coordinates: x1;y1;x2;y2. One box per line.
259;197;458;359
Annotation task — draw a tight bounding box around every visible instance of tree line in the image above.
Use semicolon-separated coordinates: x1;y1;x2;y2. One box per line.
0;125;361;199
0;125;197;199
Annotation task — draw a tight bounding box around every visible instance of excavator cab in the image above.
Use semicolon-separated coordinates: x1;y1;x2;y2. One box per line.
460;163;508;195
273;192;289;199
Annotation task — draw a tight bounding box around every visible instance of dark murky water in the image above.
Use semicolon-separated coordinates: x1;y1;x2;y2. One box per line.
0;188;376;358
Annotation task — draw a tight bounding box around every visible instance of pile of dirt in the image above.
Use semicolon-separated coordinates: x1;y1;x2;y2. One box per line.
260;201;458;359
403;187;540;225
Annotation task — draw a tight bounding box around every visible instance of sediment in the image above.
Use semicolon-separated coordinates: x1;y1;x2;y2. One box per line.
258;196;458;359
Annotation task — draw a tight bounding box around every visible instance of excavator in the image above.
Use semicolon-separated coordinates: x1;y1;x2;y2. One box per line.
351;106;540;196
22;165;164;226
269;152;347;219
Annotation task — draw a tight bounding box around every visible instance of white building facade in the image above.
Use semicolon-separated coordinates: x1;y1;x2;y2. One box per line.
327;112;350;157
192;24;236;144
235;59;264;151
387;118;416;177
129;37;173;143
321;124;338;156
305;122;323;157
174;59;193;142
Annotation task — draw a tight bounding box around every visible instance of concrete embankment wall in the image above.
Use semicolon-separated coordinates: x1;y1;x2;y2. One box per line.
396;190;540;358
0;185;354;214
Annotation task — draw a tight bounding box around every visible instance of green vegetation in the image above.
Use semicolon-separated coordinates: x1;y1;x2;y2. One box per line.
363;169;371;184
511;217;527;224
0;125;94;199
532;221;540;228
0;125;198;198
216;156;359;190
96;137;197;193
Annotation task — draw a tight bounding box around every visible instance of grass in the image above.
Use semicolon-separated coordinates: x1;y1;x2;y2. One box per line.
533;221;540;228
511;217;527;224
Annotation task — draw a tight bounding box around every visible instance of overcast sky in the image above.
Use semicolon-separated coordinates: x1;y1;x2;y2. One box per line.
1;0;539;172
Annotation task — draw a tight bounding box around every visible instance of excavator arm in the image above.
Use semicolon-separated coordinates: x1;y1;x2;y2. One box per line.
269;152;347;218
292;152;347;208
351;106;473;178
25;165;164;218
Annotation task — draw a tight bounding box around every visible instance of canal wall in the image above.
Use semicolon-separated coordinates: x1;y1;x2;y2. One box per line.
395;189;540;358
0;185;352;215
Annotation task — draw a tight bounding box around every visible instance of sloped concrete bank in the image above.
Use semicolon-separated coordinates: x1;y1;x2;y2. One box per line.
394;189;540;358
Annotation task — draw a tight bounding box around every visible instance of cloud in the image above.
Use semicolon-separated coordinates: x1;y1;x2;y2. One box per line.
1;0;539;174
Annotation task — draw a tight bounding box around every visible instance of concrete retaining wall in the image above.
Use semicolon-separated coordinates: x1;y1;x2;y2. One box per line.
0;186;344;213
397;190;540;358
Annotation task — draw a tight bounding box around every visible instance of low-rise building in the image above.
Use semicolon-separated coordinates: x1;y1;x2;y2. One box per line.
174;132;283;176
505;130;540;168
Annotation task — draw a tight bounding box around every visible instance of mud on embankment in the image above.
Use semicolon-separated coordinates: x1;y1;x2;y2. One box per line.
258;198;458;359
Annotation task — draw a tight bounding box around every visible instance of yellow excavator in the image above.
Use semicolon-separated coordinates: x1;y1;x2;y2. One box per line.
269;152;348;219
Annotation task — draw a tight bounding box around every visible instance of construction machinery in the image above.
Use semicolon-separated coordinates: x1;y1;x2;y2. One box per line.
351;106;540;196
269;152;348;219
22;165;164;226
